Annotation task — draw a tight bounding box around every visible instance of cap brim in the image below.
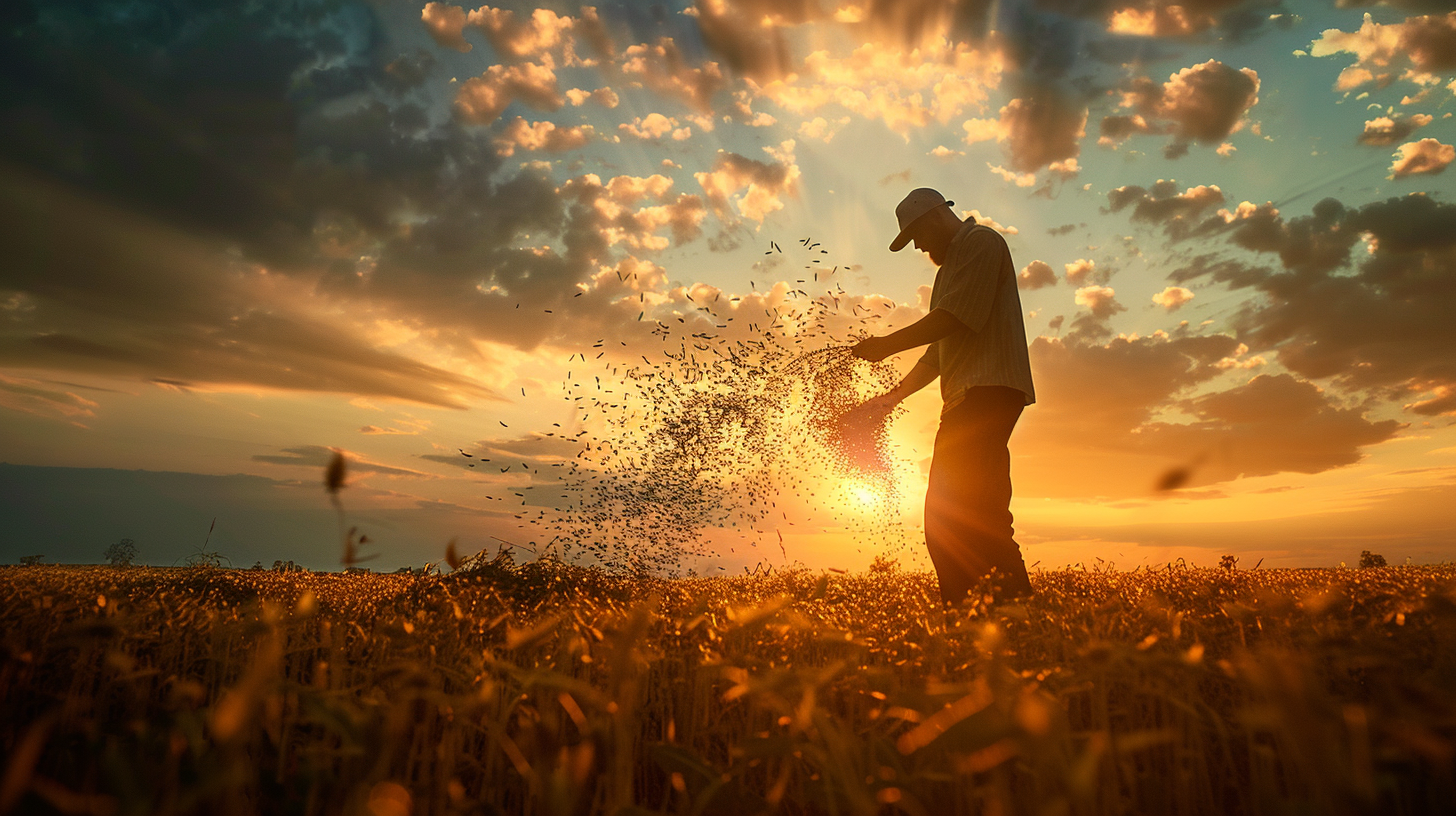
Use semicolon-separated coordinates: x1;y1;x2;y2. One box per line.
887;199;953;252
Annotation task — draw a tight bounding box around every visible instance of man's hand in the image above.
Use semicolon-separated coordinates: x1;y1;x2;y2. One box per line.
837;393;897;435
851;336;896;362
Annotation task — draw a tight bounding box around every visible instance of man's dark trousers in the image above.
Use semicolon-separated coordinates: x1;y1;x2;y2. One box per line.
925;385;1032;605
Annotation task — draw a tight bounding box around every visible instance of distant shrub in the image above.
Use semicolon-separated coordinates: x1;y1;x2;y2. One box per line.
18;555;44;566
1360;550;1388;568
868;553;899;574
1219;554;1239;571
104;539;138;567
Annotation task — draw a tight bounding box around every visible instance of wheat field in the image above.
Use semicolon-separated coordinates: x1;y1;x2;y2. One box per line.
2;560;1454;816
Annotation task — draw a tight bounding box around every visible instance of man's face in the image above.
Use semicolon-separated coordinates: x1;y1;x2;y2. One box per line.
912;228;948;266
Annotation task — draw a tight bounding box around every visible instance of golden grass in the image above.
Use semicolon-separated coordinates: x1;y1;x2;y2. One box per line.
2;562;1455;815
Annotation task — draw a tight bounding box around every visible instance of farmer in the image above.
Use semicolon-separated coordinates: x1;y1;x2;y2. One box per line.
849;188;1036;605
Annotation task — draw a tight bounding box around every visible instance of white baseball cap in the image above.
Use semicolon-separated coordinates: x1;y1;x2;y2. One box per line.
889;187;954;251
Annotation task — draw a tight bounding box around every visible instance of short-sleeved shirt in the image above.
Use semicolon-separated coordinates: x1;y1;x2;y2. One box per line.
920;220;1036;412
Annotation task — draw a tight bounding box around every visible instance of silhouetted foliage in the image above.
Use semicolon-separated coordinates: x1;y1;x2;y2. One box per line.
1360;550;1388;568
18;555;43;566
103;538;138;567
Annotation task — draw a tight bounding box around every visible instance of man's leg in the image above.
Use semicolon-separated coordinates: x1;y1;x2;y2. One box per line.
924;386;1030;605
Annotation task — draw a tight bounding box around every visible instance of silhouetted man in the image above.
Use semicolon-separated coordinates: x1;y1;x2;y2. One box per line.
850;188;1036;605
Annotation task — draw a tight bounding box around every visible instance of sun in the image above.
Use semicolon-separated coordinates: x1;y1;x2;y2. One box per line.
846;481;882;507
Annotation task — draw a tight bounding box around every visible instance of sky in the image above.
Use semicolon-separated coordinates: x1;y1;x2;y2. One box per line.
2;0;1455;573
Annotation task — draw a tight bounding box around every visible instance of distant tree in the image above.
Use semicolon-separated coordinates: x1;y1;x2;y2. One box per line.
868;553;898;574
19;555;44;566
1359;550;1388;569
1219;554;1239;571
103;538;138;567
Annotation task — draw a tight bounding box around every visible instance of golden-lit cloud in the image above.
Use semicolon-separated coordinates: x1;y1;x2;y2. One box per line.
621;38;727;112
0;371;99;425
1106;5;1199;37
694;141;801;224
1358;114;1433;146
421;2;472;52
1017;260;1057;290
463;5;575;61
1074;285;1123;319
493;117;596;156
1064;259;1098;286
453;59;563;124
1106;180;1228;241
565;86;619;107
1102;60;1259;157
1152;286;1195;311
1015;332;1401;498
988;163;1037;187
618;113;692;141
1389;138;1454;178
558;173;706;251
1310;11;1456;94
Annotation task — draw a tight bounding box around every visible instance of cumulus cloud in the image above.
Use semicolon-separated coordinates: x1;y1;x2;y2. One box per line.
463;5;575;62
1389;138;1454;178
1074;284;1124;318
1014;330;1399;497
565;87;619;107
454;60;563;124
1018;260;1057;290
1101;60;1259;155
619;113;692;141
1310;11;1456;93
557;173;706;251
964;209;1018;235
1106;5;1200;37
798;116;851;141
1064;259;1098;285
1106;180;1228;240
1358;113;1433;146
1152;286;1195;311
621;37;727;112
1176;192;1456;414
422;3;473;51
988;163;1037;187
694;141;801;224
493;118;595;156
998;91;1089;173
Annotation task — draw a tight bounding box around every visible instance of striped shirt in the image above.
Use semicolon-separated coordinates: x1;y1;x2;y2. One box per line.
920;220;1036;412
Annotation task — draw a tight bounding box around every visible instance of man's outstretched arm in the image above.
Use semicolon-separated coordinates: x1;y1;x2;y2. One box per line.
851;308;964;362
881;353;939;404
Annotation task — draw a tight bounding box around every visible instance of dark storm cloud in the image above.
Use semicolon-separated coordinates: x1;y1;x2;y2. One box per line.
1106;179;1228;240
1016;329;1400;497
253;445;435;478
0;164;498;407
1170;193;1456;414
1101;59;1259;156
0;0;696;403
